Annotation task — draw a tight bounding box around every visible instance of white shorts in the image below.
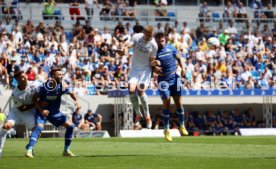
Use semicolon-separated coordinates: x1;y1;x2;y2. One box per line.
128;68;152;86
6;109;35;130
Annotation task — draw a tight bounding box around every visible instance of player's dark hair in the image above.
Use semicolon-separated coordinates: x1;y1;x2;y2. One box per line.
50;67;61;76
13;71;24;80
155;32;165;39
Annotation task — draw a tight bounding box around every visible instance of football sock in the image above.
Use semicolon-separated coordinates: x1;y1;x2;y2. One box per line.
64;124;74;151
0;128;8;150
129;94;140;116
26;126;43;150
176;108;185;127
139;94;150;117
162;109;170;129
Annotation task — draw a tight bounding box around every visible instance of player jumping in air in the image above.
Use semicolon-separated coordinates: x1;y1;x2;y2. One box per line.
117;26;158;129
25;68;80;158
151;32;188;142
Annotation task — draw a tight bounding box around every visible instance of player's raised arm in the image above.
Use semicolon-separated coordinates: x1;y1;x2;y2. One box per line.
69;91;81;110
175;53;186;77
115;33;137;56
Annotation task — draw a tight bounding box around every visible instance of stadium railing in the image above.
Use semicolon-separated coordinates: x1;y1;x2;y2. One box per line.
0;4;275;31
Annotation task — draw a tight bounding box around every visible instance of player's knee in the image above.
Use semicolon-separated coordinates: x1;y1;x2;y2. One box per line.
162;109;170;116
66;124;74;131
3;121;14;130
176;108;184;114
129;89;136;95
33;125;43;134
137;90;145;96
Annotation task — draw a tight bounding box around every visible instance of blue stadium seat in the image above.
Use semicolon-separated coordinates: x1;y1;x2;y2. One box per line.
212;12;220;22
65;32;73;43
87;85;97;95
251;70;260;80
167;11;176;21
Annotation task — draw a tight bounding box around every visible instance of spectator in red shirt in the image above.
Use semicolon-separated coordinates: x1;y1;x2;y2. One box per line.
25;67;36;81
69;0;81;20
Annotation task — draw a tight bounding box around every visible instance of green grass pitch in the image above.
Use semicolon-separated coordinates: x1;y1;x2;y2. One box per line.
1;136;276;169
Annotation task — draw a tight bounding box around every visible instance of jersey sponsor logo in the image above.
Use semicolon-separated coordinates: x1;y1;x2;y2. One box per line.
46;95;57;100
158;51;172;58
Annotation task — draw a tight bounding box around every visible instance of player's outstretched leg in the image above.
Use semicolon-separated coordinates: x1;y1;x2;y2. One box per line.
25;125;43;158
176;108;188;136
162;109;172;142
130;94;142;129
139;94;152;129
0;128;8;158
63;123;76;157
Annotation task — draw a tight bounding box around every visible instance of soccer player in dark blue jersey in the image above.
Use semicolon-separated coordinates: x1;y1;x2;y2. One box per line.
25;68;81;158
151;32;188;142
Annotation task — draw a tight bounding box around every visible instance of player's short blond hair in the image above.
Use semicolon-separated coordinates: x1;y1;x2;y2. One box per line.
144;25;154;33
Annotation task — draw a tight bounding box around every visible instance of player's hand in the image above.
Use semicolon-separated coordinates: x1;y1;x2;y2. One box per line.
116;49;125;56
41;110;49;117
153;66;162;74
181;69;186;77
75;102;81;109
150;60;161;67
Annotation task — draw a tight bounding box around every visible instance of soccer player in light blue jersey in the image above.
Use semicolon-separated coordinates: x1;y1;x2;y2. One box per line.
25;68;81;158
151;32;188;142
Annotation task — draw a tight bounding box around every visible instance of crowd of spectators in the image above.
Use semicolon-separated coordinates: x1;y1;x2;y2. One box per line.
0;0;275;96
153;107;266;135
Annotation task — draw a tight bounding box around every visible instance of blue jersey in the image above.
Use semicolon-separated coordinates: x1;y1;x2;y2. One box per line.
37;81;71;115
156;44;178;77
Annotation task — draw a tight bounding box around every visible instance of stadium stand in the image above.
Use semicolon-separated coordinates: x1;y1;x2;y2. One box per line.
0;0;275;137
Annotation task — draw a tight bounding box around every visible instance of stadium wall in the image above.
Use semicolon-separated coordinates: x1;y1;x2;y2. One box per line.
1;94;275;123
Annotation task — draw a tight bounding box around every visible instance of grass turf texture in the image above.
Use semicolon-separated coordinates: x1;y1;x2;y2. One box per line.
1;136;276;169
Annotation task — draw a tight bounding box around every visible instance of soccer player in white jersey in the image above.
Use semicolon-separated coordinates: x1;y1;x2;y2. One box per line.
0;71;38;158
118;25;158;129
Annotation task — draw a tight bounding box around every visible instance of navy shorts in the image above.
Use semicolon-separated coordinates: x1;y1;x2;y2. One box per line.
158;74;182;100
36;111;68;127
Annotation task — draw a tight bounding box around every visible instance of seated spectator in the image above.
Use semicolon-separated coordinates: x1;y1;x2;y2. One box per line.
25;67;36;81
122;1;135;21
232;108;245;129
154;0;168;21
153;108;163;129
223;1;234;21
198;1;210;22
84;108;102;130
111;0;124;21
100;0;113;20
234;1;248;22
42;0;57;20
226;20;238;36
72;107;89;131
217;111;235;135
260;4;275;22
244;108;257;128
133;20;144;33
205;111;219;135
193;111;206;134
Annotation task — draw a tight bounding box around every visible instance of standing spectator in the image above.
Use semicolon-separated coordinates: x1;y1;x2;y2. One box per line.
85;0;98;20
84;109;102;130
69;0;81;20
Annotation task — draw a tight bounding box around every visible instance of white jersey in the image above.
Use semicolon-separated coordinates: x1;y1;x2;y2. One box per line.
11;81;40;113
130;33;158;71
